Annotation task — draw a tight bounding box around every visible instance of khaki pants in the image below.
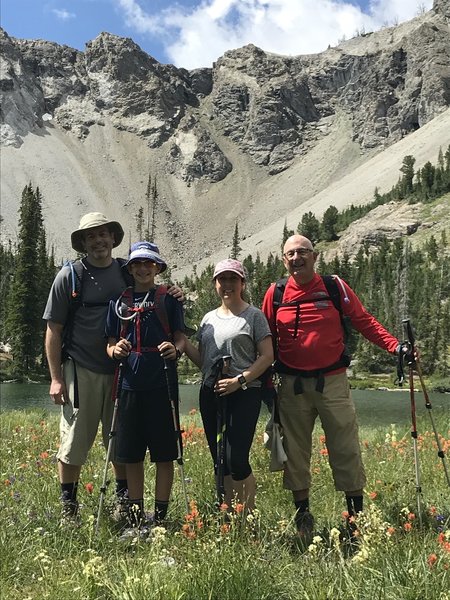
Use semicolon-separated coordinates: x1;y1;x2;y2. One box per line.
278;371;366;492
57;359;115;466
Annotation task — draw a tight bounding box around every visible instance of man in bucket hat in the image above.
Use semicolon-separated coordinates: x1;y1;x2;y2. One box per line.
43;213;182;525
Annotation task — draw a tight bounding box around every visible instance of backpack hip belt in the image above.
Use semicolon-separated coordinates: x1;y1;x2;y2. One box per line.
274;352;350;394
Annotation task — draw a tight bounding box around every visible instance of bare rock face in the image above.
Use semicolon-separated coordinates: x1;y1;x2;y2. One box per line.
1;5;449;180
166;115;232;183
210;45;319;174
1;7;450;267
325;202;424;261
433;0;450;20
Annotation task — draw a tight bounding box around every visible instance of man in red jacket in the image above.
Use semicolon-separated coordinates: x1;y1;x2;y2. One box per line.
262;234;400;540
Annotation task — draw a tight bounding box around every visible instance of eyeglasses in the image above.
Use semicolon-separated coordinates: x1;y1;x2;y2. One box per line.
283;248;314;259
130;259;156;265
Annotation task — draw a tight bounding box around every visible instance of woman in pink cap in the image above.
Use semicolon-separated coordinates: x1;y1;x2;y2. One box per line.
185;258;273;514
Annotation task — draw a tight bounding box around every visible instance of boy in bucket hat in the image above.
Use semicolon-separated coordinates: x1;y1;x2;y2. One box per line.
105;241;186;536
43;214;183;525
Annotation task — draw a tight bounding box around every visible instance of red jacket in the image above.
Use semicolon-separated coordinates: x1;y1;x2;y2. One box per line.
261;273;399;372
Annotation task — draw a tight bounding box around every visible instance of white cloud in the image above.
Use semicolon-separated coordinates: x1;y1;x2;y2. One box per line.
51;8;76;21
113;0;434;69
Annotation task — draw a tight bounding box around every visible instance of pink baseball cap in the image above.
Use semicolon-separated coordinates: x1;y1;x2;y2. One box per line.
213;258;246;280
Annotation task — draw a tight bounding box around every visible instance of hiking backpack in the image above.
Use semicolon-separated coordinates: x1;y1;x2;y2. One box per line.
62;258;171;350
62;258;134;351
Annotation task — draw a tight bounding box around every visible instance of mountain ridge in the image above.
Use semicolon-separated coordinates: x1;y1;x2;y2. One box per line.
0;0;449;276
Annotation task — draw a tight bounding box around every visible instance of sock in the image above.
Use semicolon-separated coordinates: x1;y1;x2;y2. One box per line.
346;495;363;516
60;482;78;503
127;499;144;527
155;499;169;523
115;479;128;499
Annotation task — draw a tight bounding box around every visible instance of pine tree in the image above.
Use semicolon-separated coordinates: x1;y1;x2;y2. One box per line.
298;211;321;243
320;206;339;241
400;155;415;196
230;221;241;259
6;184;46;377
281;220;294;253
135;207;144;239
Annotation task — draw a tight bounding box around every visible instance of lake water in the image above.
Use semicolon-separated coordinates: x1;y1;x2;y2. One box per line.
1;382;448;428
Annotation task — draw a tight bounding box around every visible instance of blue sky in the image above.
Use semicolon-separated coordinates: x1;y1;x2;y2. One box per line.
0;0;433;69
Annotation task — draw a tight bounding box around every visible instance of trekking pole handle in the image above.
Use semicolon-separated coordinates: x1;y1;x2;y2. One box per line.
221;355;232;377
402;319;415;347
401;319;416;367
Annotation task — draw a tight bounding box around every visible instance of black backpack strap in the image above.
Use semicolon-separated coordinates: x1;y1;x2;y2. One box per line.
321;275;341;314
67;259;84;302
273;277;288;312
154;284;172;341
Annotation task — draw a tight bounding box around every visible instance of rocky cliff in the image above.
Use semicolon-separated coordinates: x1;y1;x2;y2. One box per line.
0;0;449;274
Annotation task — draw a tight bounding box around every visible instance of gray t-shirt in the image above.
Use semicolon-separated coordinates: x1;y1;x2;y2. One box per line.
43;259;126;374
197;305;271;388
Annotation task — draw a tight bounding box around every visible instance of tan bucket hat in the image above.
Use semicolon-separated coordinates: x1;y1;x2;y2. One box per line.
71;212;124;253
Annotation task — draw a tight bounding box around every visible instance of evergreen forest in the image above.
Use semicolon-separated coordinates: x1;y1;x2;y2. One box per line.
1;148;449;388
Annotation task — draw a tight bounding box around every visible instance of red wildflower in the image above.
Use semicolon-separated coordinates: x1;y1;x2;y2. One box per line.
85;482;94;494
40;452;49;459
403;522;412;532
369;491;377;500
181;523;196;539
320;448;328;456
427;553;438;568
235;503;244;514
407;512;415;521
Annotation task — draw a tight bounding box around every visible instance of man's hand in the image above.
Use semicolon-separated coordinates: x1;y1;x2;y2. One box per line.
167;284;184;303
49;379;67;405
158;341;177;360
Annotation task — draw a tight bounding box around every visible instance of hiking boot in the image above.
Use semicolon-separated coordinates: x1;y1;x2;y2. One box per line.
110;498;130;529
341;518;360;556
60;500;80;526
295;511;315;542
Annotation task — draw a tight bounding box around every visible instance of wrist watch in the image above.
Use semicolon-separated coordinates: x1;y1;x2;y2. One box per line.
237;374;248;390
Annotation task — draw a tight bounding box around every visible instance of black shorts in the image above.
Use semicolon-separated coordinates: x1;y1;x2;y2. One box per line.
115;388;179;463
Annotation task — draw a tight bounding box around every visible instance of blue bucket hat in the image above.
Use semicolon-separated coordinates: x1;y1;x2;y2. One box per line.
125;241;167;273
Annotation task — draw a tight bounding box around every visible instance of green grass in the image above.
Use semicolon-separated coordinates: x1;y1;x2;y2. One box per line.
1;409;449;599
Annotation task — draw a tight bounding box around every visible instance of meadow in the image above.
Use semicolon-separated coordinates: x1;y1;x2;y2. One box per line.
1;407;449;600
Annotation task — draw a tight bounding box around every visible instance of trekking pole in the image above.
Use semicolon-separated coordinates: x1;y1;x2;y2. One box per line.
163;358;190;517
403;319;450;488
399;339;423;526
95;297;134;535
95;362;123;535
215;355;231;508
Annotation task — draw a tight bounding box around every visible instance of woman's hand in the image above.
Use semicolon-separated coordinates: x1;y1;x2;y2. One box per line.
214;377;241;396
